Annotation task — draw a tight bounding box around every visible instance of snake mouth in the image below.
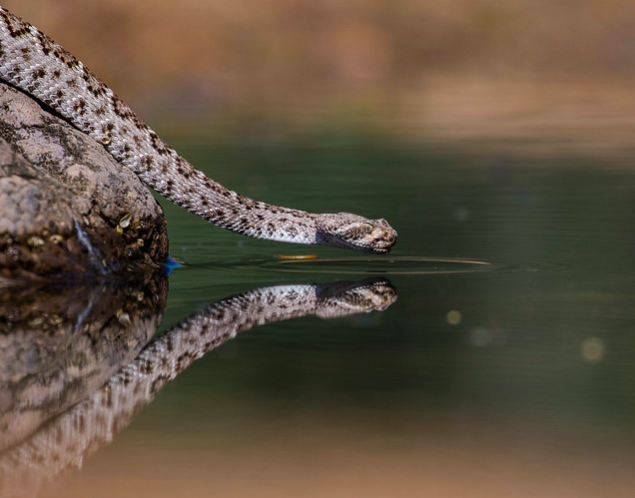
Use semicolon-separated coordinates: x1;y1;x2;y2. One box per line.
347;235;397;254
316;232;397;254
364;245;393;255
365;233;398;254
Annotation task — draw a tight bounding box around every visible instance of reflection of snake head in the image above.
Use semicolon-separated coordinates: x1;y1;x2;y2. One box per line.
315;213;398;254
315;277;397;318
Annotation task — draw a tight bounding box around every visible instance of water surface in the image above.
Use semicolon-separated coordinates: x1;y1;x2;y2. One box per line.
6;136;635;497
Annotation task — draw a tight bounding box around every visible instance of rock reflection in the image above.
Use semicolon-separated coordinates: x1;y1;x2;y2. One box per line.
0;276;169;457
0;276;396;496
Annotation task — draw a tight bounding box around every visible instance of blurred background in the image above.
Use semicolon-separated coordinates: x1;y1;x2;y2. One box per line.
6;0;635;153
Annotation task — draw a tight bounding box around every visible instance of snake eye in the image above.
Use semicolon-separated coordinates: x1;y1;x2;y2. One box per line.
361;223;373;234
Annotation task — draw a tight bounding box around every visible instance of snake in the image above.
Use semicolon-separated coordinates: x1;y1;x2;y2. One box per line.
0;7;397;254
0;277;396;493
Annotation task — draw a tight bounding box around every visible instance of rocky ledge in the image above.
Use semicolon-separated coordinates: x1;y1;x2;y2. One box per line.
0;83;169;282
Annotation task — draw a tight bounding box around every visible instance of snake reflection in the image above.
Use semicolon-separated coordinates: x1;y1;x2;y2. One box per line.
0;276;396;495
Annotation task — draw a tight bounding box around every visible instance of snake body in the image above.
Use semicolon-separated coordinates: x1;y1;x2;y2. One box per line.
0;7;397;253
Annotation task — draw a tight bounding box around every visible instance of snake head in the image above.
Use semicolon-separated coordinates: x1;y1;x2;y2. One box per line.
315;213;398;254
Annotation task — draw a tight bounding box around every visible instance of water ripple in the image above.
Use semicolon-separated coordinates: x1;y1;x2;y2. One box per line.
249;256;510;276
178;255;567;277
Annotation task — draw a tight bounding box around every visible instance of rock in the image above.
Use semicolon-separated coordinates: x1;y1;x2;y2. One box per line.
0;83;169;281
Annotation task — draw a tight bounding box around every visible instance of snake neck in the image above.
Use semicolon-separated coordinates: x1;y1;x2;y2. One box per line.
147;163;320;245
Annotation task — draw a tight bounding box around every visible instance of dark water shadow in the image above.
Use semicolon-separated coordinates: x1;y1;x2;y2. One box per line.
0;275;396;496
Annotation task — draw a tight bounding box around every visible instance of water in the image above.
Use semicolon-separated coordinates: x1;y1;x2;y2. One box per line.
3;136;635;497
